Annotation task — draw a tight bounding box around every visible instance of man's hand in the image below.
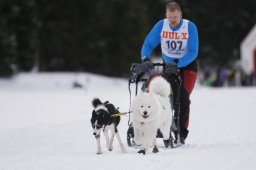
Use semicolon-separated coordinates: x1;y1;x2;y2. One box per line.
130;60;153;77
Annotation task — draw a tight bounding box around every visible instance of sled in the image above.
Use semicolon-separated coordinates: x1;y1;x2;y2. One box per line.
127;62;183;148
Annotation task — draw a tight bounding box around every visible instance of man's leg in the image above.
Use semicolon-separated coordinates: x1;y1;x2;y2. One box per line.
163;74;179;142
179;70;197;142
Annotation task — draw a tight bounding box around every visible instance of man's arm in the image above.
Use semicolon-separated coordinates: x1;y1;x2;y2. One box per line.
141;20;164;62
177;21;199;68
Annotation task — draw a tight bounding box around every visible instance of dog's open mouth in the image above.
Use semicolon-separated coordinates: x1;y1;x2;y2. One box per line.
142;115;149;119
95;134;100;139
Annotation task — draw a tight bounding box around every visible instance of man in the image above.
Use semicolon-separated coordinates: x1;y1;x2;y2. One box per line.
140;2;199;144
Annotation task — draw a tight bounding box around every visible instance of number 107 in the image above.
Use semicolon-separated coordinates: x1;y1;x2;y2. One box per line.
166;40;182;50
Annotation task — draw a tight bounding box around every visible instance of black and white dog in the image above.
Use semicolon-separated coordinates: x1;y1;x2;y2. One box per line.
91;98;126;154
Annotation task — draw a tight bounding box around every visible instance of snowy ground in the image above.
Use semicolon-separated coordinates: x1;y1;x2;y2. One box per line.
0;72;256;170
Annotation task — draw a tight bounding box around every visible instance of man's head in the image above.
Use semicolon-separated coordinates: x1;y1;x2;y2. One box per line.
166;2;182;27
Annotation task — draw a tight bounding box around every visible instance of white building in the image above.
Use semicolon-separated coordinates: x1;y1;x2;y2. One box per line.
240;24;256;75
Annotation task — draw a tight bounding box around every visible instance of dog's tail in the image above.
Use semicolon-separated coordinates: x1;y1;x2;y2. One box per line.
92;98;102;108
148;76;171;97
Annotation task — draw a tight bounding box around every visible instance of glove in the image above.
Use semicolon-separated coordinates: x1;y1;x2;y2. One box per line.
130;61;153;77
142;60;153;70
165;62;178;76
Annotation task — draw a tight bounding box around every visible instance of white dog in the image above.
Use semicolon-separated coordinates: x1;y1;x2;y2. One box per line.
131;76;172;154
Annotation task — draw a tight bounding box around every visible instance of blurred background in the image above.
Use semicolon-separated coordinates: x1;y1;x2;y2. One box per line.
0;0;256;87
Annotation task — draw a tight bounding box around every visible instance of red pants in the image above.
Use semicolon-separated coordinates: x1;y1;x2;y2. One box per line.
180;70;197;129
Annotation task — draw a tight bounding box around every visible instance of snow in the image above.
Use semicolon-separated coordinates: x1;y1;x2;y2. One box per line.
1;72;256;170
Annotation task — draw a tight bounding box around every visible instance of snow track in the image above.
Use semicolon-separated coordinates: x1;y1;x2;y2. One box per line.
0;73;256;170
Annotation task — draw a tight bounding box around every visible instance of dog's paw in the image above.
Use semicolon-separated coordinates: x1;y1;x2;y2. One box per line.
120;144;127;153
138;149;146;155
122;148;127;153
163;139;170;148
152;146;159;153
96;152;102;155
108;146;113;151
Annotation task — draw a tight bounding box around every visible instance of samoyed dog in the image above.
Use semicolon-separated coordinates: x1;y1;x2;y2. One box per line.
131;76;172;154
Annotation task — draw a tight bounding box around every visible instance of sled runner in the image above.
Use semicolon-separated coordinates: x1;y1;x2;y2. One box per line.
127;62;183;148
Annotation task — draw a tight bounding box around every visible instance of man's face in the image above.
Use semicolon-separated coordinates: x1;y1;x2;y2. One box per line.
166;10;182;27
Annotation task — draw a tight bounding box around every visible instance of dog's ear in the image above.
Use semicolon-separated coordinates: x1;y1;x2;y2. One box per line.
91;110;96;124
92;98;102;108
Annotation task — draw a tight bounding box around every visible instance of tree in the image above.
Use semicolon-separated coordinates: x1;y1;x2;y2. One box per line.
0;0;256;77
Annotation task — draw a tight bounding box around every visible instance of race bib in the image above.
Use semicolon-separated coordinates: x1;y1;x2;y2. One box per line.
160;19;189;58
